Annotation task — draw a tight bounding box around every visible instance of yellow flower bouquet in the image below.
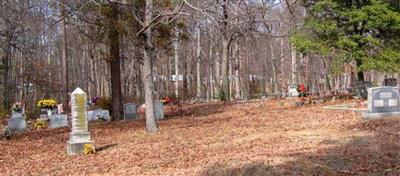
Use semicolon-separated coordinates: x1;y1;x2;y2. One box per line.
37;99;58;109
34;120;46;130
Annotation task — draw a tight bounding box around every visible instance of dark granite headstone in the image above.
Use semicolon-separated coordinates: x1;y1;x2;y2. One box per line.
124;103;137;120
382;78;397;87
368;87;400;113
154;101;164;120
351;81;373;99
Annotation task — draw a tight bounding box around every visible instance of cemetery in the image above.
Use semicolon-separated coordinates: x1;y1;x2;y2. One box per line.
1;0;400;175
2;86;400;174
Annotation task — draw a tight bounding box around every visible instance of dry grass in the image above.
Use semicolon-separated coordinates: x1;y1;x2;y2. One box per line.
1;99;400;175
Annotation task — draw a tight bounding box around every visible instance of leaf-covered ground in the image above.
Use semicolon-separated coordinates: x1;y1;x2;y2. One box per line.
1;99;400;175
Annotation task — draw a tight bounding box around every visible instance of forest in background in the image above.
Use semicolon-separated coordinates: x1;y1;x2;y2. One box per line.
0;0;399;131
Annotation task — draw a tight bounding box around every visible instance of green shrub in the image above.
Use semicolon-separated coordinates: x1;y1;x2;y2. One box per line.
217;90;227;102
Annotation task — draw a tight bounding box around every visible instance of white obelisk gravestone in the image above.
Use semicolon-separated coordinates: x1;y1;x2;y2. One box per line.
67;88;94;155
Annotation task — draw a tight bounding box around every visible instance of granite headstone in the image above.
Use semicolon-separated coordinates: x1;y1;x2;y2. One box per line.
49;114;68;128
362;86;400;119
7;113;26;132
154;101;164;120
351;81;373;99
88;110;111;122
124;103;137;120
368;87;400;113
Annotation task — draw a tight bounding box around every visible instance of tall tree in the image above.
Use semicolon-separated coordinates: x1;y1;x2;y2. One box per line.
141;0;158;132
60;0;69;111
107;2;123;120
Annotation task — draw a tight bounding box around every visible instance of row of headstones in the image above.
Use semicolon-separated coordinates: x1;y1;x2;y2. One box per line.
7;101;165;132
8;113;71;132
123;101;164;120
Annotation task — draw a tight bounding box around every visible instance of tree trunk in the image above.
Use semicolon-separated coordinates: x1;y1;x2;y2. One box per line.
142;0;158;133
196;25;201;100
108;2;123;121
209;44;214;100
234;43;240;100
183;50;188;100
263;45;269;94
174;30;179;98
269;41;278;95
356;59;364;81
290;43;297;85
221;39;230;101
221;0;230;101
2;35;12;109
322;58;331;91
214;51;220;97
60;0;69;111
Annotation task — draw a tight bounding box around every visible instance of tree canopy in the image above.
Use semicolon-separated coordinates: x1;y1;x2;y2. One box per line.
293;0;400;74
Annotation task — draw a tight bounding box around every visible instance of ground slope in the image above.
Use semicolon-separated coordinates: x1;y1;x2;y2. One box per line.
1;99;400;175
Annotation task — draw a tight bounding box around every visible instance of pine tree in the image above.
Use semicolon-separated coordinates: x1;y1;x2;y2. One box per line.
294;0;400;80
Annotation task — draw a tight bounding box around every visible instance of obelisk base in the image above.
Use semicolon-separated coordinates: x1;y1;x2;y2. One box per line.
67;132;94;155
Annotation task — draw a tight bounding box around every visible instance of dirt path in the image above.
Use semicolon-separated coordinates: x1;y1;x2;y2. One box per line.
1;99;400;175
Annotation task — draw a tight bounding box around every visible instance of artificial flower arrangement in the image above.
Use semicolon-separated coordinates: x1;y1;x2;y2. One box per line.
12;102;22;112
37;99;58;109
84;144;96;155
34;120;46;130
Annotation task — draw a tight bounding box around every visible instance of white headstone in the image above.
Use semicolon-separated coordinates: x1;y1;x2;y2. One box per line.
288;85;299;97
67;88;94;155
88;110;111;122
49;114;68;128
8;113;26;132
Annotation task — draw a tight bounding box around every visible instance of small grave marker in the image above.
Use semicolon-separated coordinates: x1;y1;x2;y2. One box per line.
154;101;164;120
288;85;299;97
57;104;64;114
49;114;68;128
8;112;26;132
382;78;397;87
351;81;373;99
88;110;111;122
124;103;137;120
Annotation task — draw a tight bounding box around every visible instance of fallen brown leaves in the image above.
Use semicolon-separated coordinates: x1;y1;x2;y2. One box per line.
1;99;400;175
